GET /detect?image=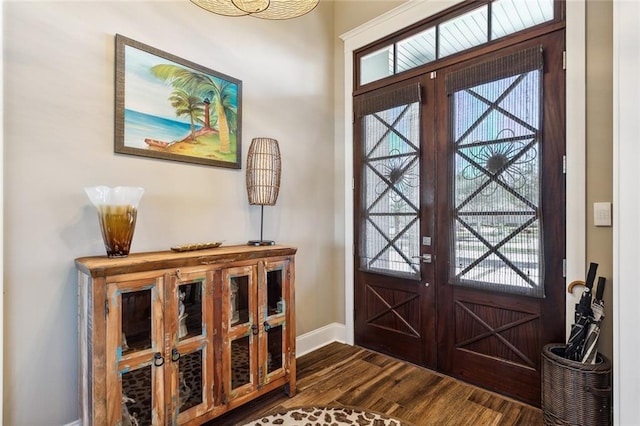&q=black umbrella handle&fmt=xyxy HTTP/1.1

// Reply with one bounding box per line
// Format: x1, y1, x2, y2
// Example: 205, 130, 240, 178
595, 276, 606, 301
585, 262, 598, 290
